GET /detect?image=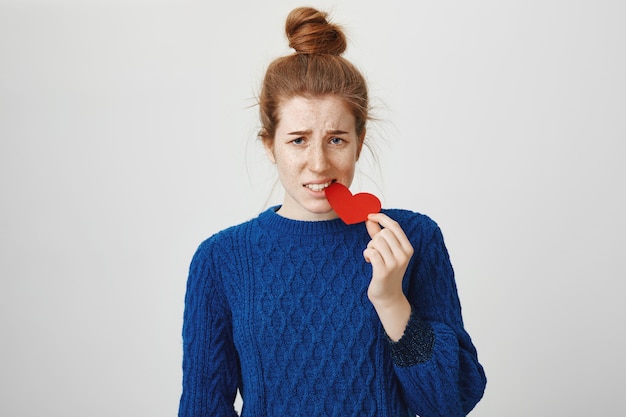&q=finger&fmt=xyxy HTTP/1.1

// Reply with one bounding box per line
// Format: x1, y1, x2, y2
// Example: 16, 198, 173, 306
367, 233, 395, 268
363, 247, 385, 270
365, 218, 382, 239
372, 228, 405, 261
367, 212, 400, 232
367, 213, 406, 260
367, 213, 414, 255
